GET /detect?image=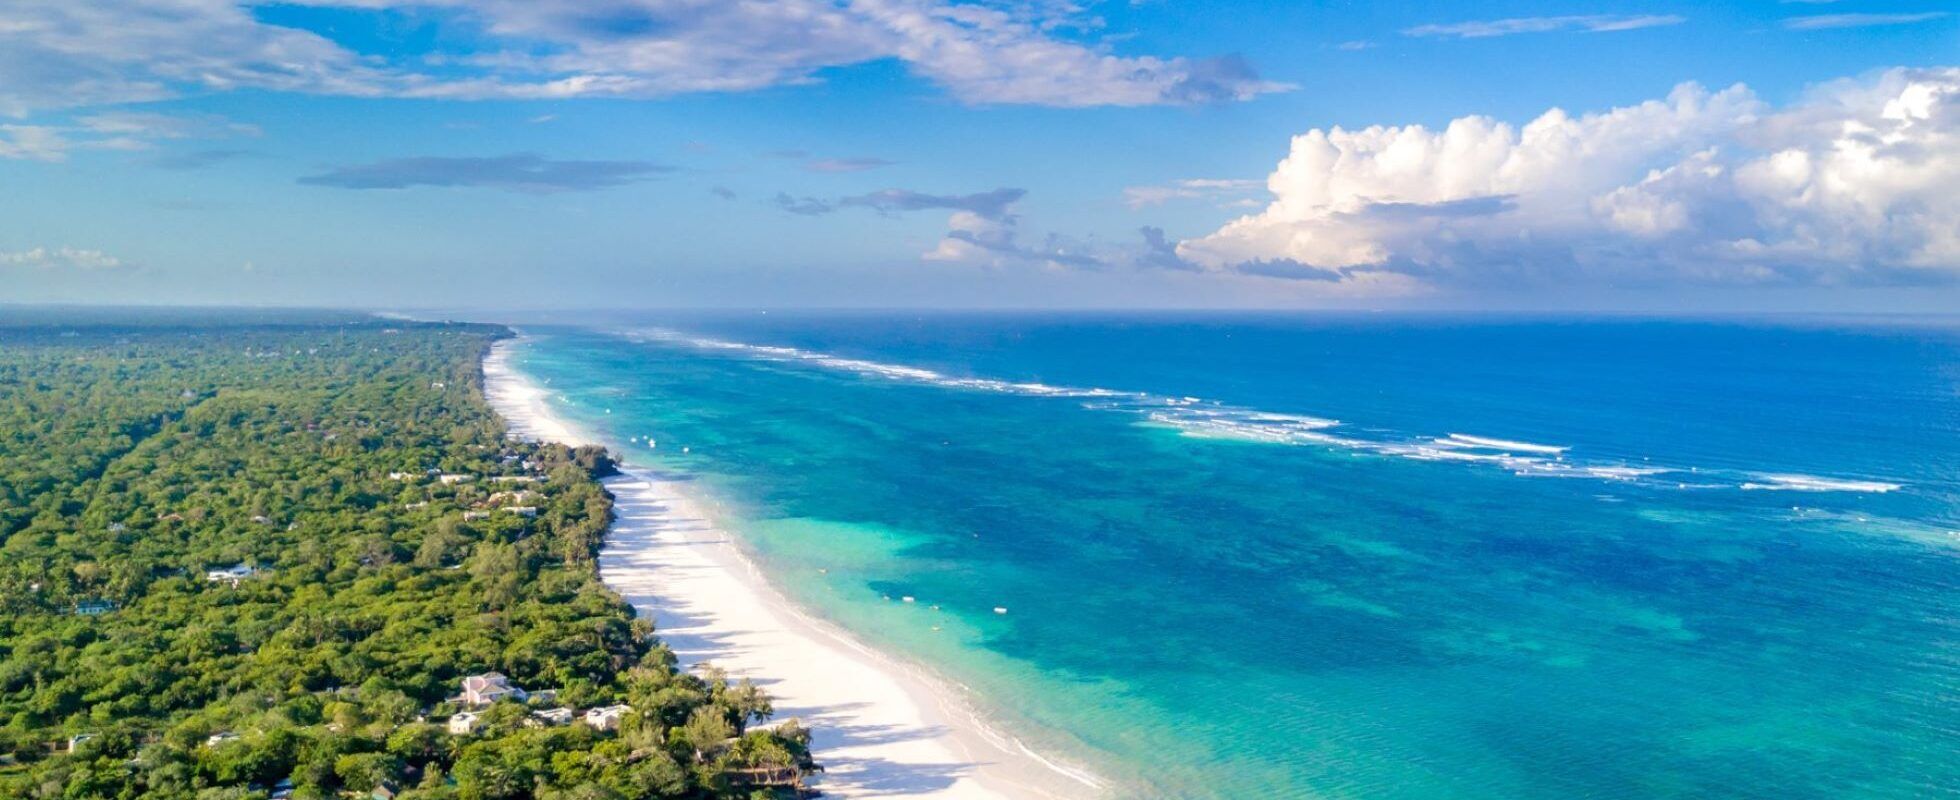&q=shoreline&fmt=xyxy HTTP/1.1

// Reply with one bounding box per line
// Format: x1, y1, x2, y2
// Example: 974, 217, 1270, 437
483, 337, 1102, 800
